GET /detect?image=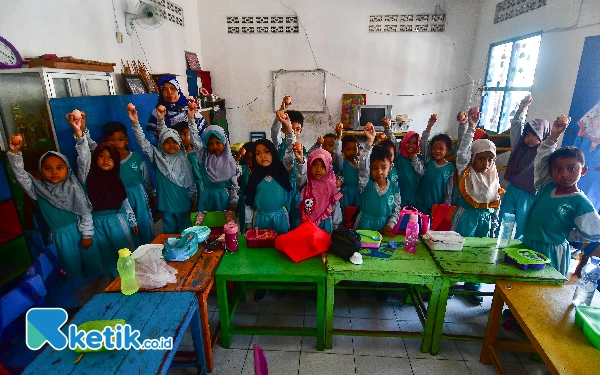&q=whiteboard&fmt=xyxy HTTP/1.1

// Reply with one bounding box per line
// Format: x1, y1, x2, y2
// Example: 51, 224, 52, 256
273, 70, 326, 112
